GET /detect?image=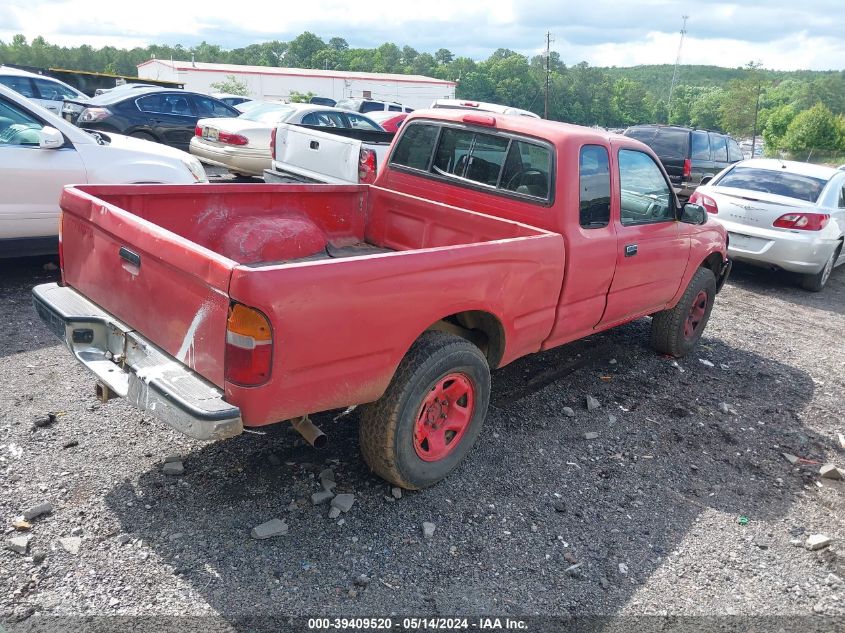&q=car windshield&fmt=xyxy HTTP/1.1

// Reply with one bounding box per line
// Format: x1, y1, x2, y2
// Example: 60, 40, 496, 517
627, 128, 688, 159
715, 166, 828, 203
239, 104, 295, 124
